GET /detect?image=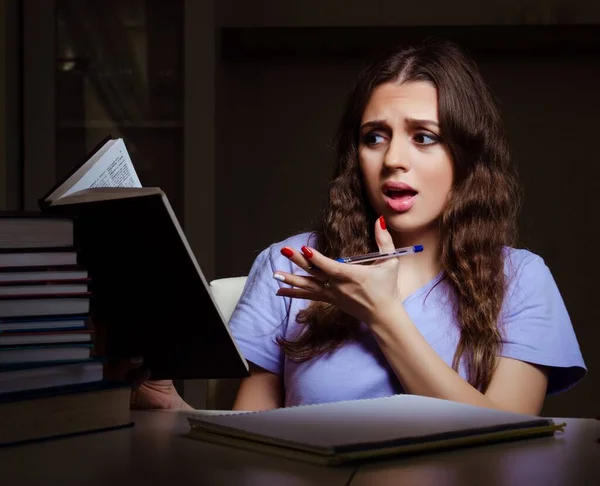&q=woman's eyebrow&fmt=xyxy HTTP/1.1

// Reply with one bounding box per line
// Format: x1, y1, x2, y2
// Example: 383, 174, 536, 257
361, 118, 439, 131
360, 120, 389, 131
405, 118, 439, 128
